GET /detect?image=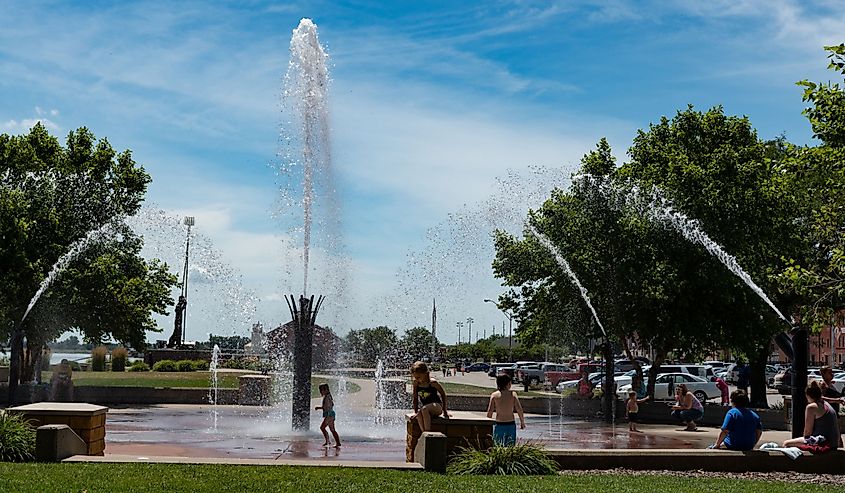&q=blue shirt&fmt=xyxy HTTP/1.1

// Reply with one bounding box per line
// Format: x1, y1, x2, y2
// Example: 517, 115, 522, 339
721, 407, 762, 451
